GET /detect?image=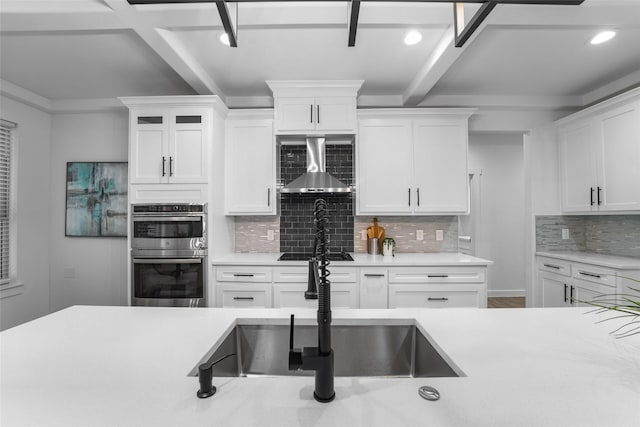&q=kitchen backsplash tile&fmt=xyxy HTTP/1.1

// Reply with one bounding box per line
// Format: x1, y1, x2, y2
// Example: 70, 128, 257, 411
536, 215, 640, 257
354, 216, 458, 253
234, 216, 280, 253
279, 143, 354, 254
